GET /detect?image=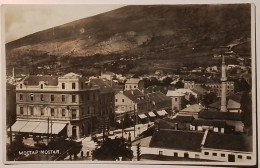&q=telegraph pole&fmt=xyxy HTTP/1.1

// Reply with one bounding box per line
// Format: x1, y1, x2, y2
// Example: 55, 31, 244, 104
47, 117, 49, 145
